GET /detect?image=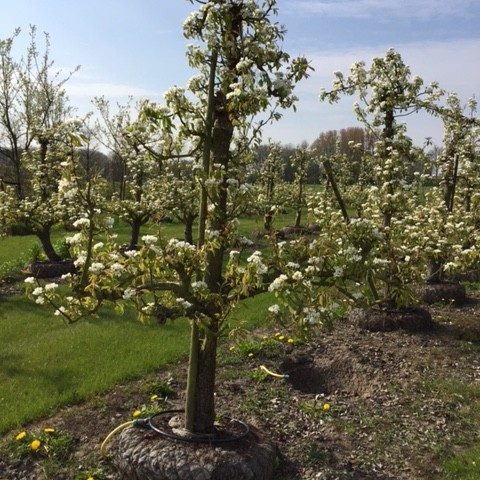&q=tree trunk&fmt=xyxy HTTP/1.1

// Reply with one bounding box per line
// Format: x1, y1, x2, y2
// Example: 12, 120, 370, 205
323, 157, 350, 224
205, 91, 233, 290
184, 214, 195, 245
264, 176, 274, 232
189, 92, 233, 434
185, 50, 218, 435
294, 175, 304, 228
427, 258, 443, 283
383, 108, 394, 229
189, 325, 218, 434
37, 226, 61, 262
129, 218, 142, 250
264, 211, 273, 232
294, 209, 302, 229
